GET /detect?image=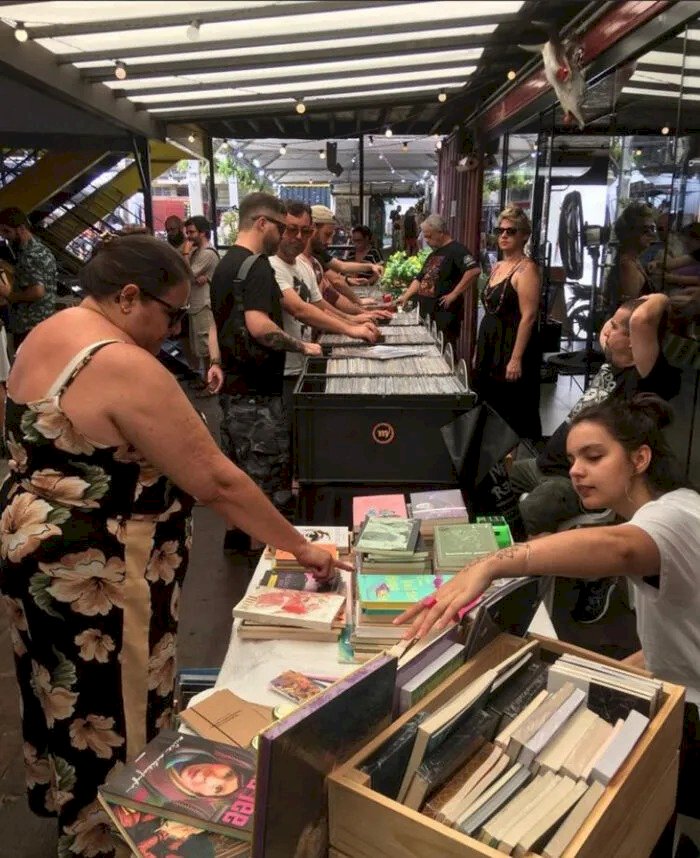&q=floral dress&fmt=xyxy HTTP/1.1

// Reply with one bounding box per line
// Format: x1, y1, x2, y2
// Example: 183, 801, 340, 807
0, 340, 194, 857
